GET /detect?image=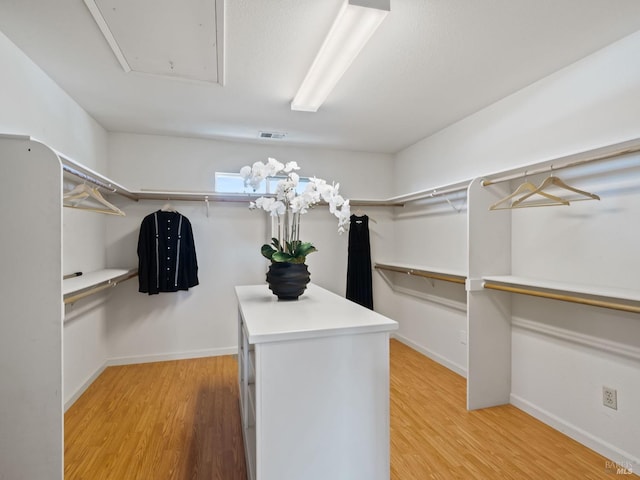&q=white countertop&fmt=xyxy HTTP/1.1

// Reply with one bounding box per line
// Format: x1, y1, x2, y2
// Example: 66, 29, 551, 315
235, 283, 398, 344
